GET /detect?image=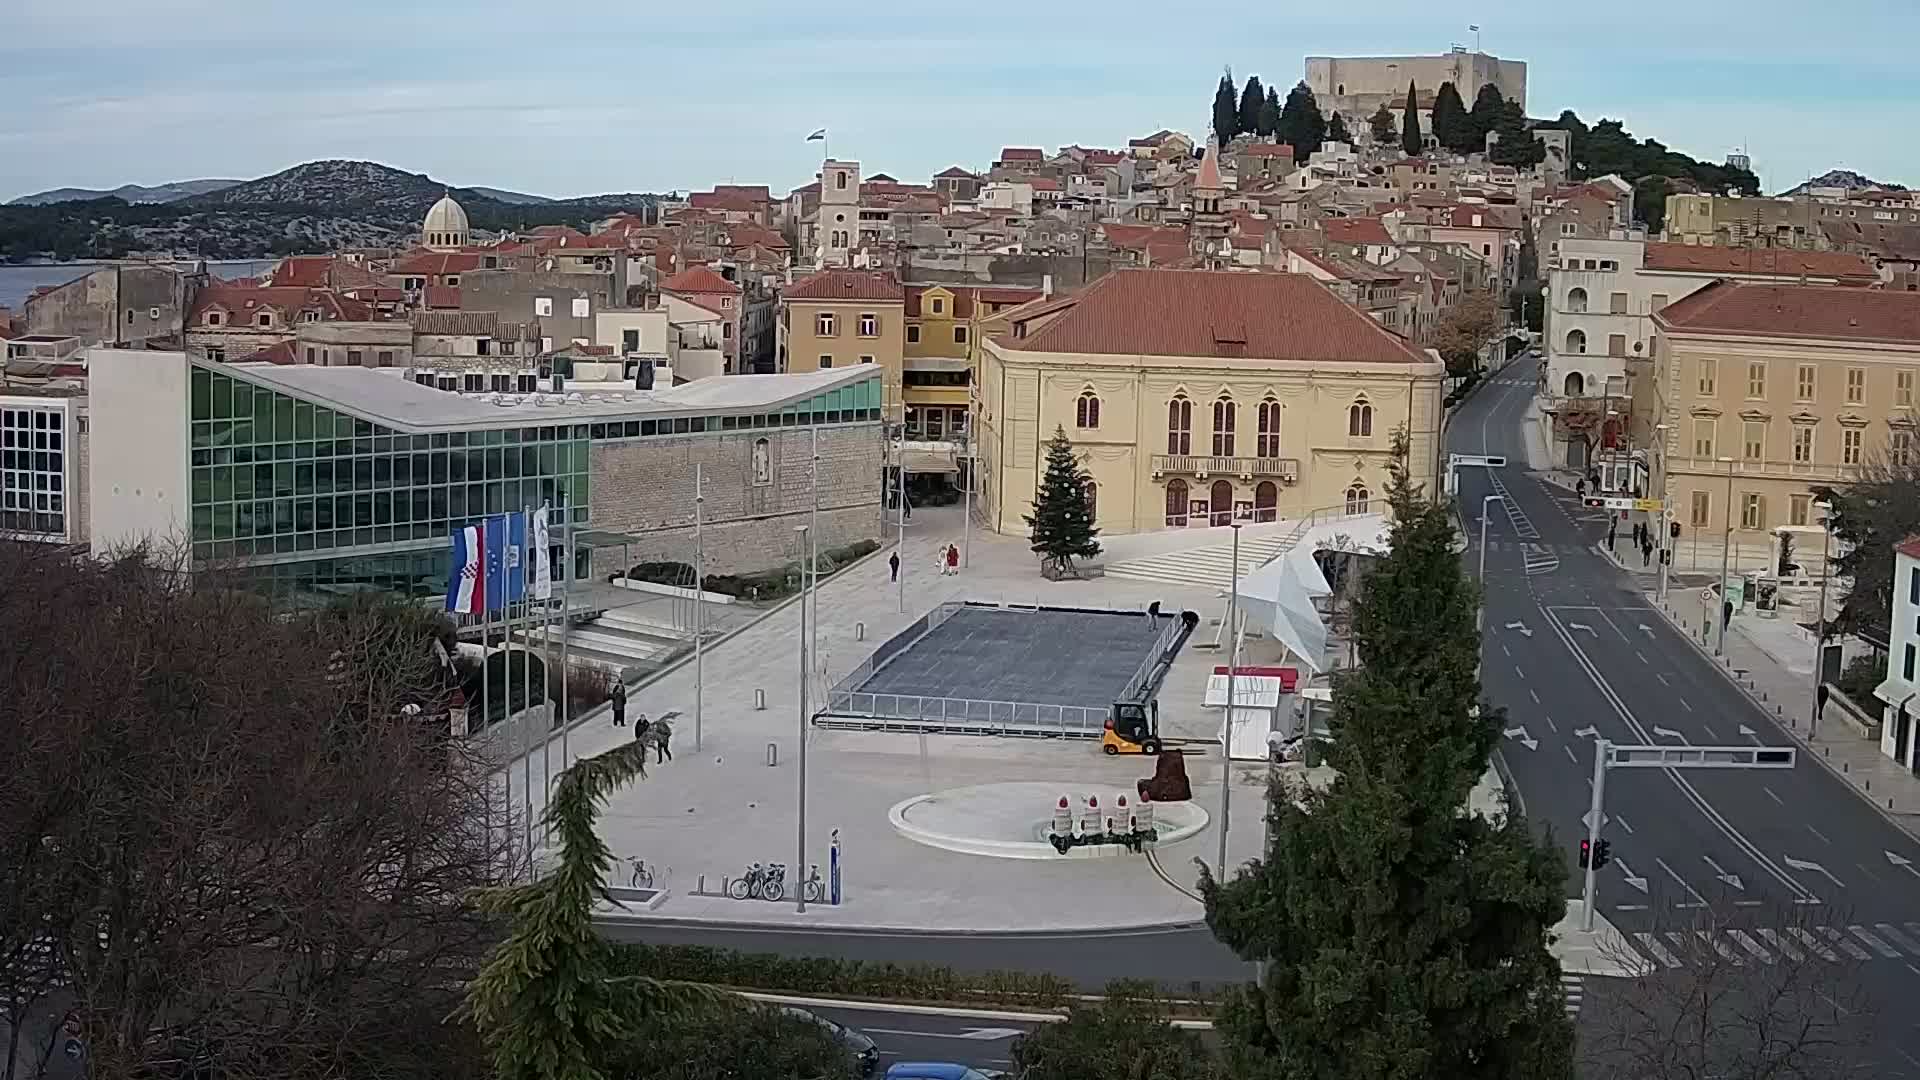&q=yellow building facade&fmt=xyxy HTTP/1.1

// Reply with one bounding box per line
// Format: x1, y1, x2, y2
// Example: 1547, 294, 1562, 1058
901, 284, 1044, 440
777, 270, 907, 420
974, 269, 1446, 536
